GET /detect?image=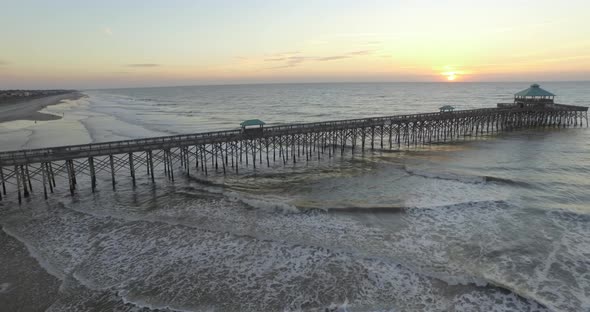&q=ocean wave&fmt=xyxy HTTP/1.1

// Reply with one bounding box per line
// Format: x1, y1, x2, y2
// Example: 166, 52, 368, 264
313, 200, 507, 214
185, 174, 227, 188
3, 179, 580, 311
1, 209, 549, 312
404, 167, 533, 187
179, 183, 301, 214
322, 206, 405, 214
225, 191, 300, 214
177, 188, 299, 216
84, 95, 179, 137
547, 208, 590, 222
0, 186, 550, 304
397, 200, 590, 312
61, 192, 508, 290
